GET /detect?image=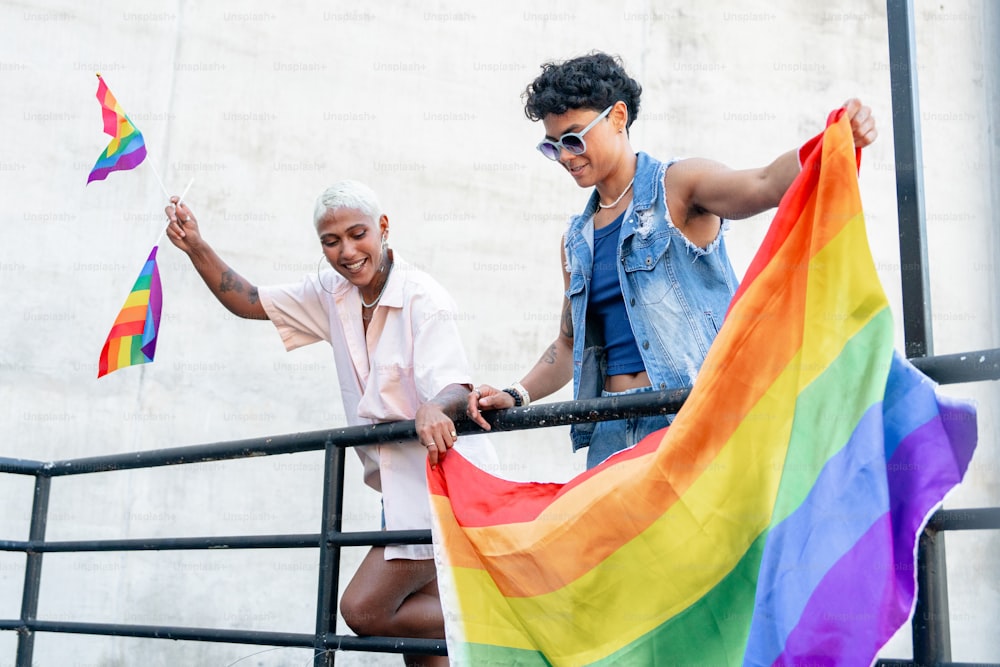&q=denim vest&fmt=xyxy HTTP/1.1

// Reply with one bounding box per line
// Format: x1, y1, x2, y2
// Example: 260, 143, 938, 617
564, 152, 740, 450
